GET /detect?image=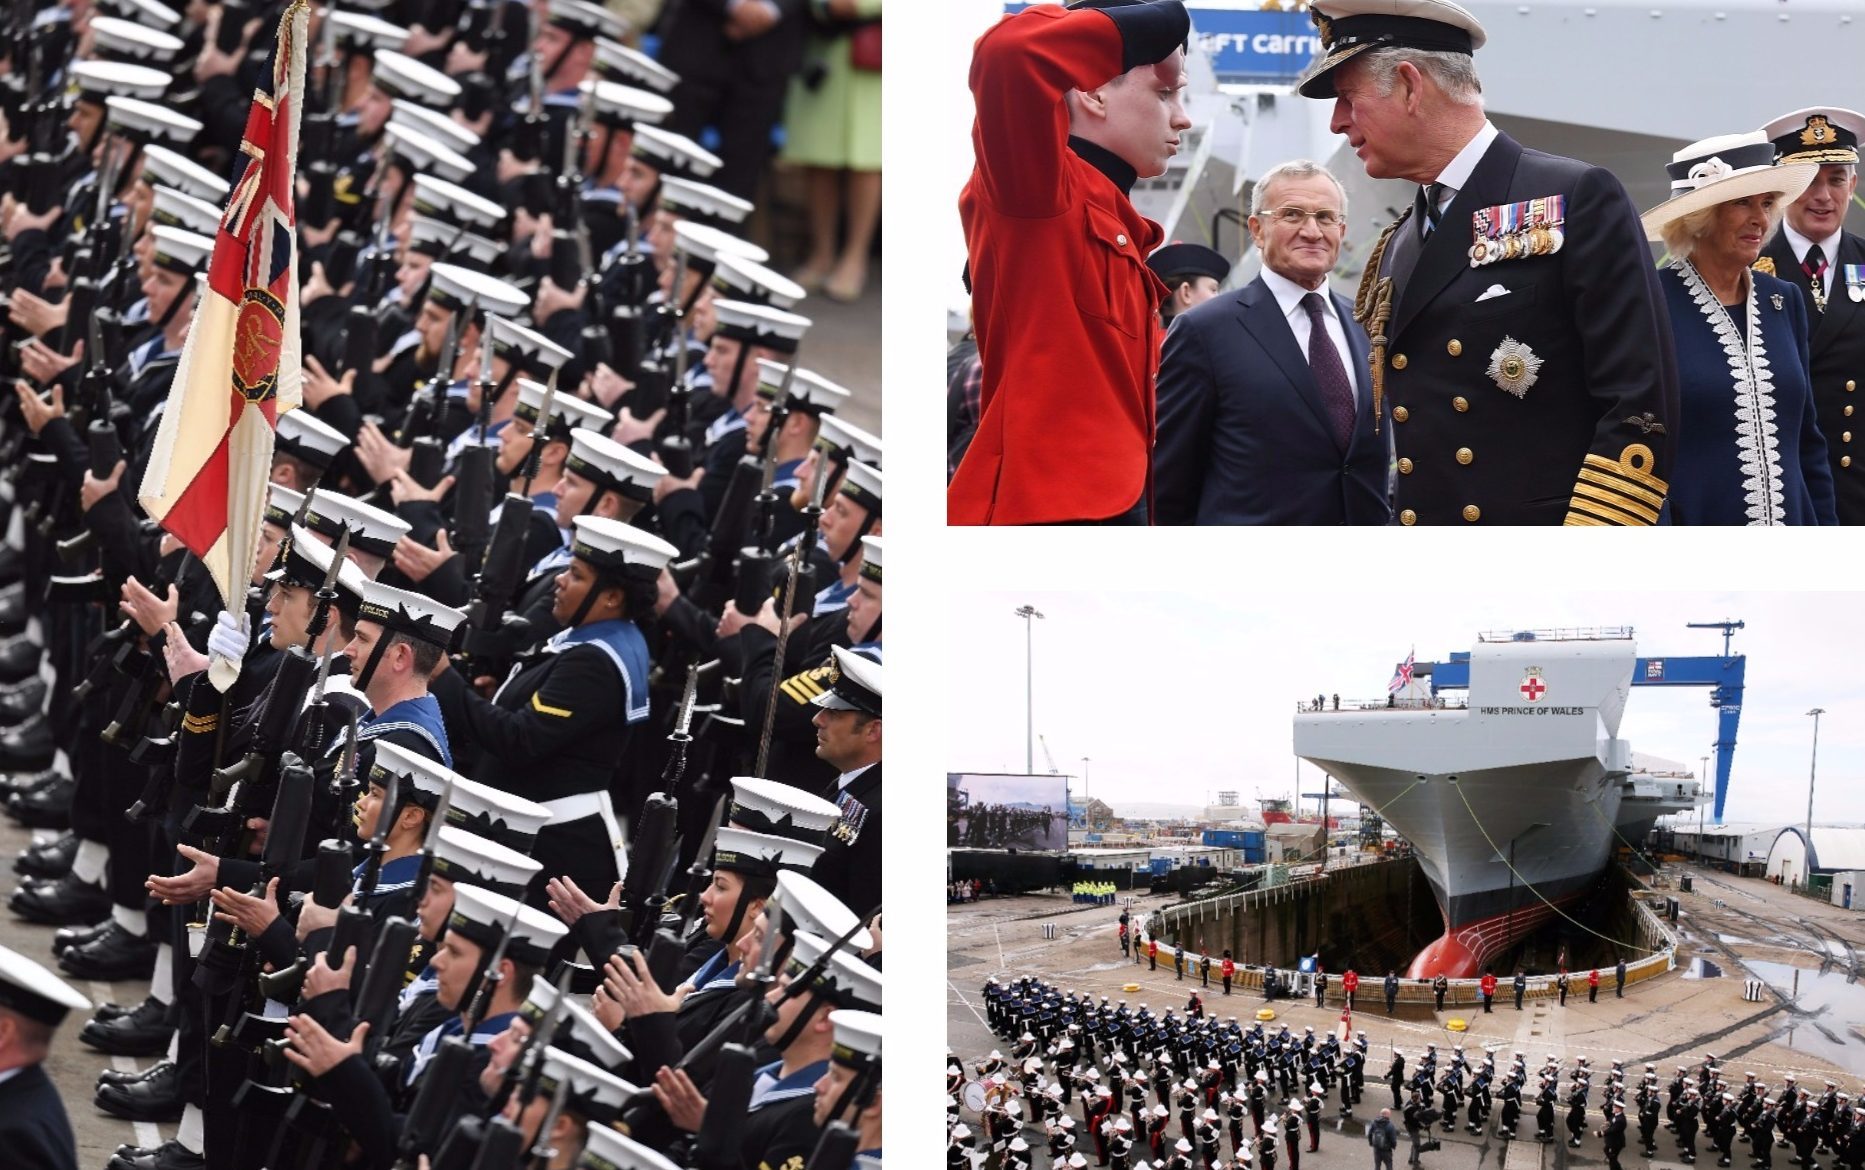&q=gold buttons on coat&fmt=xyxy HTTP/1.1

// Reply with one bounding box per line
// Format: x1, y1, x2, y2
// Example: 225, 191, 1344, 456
1453, 397, 1469, 412
1398, 458, 1414, 475
1462, 505, 1481, 522
1392, 354, 1408, 370
1400, 509, 1417, 525
1845, 432, 1854, 444
1456, 448, 1474, 465
1850, 380, 1858, 391
1447, 340, 1463, 356
1846, 405, 1855, 417
1393, 406, 1409, 422
1845, 456, 1854, 469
